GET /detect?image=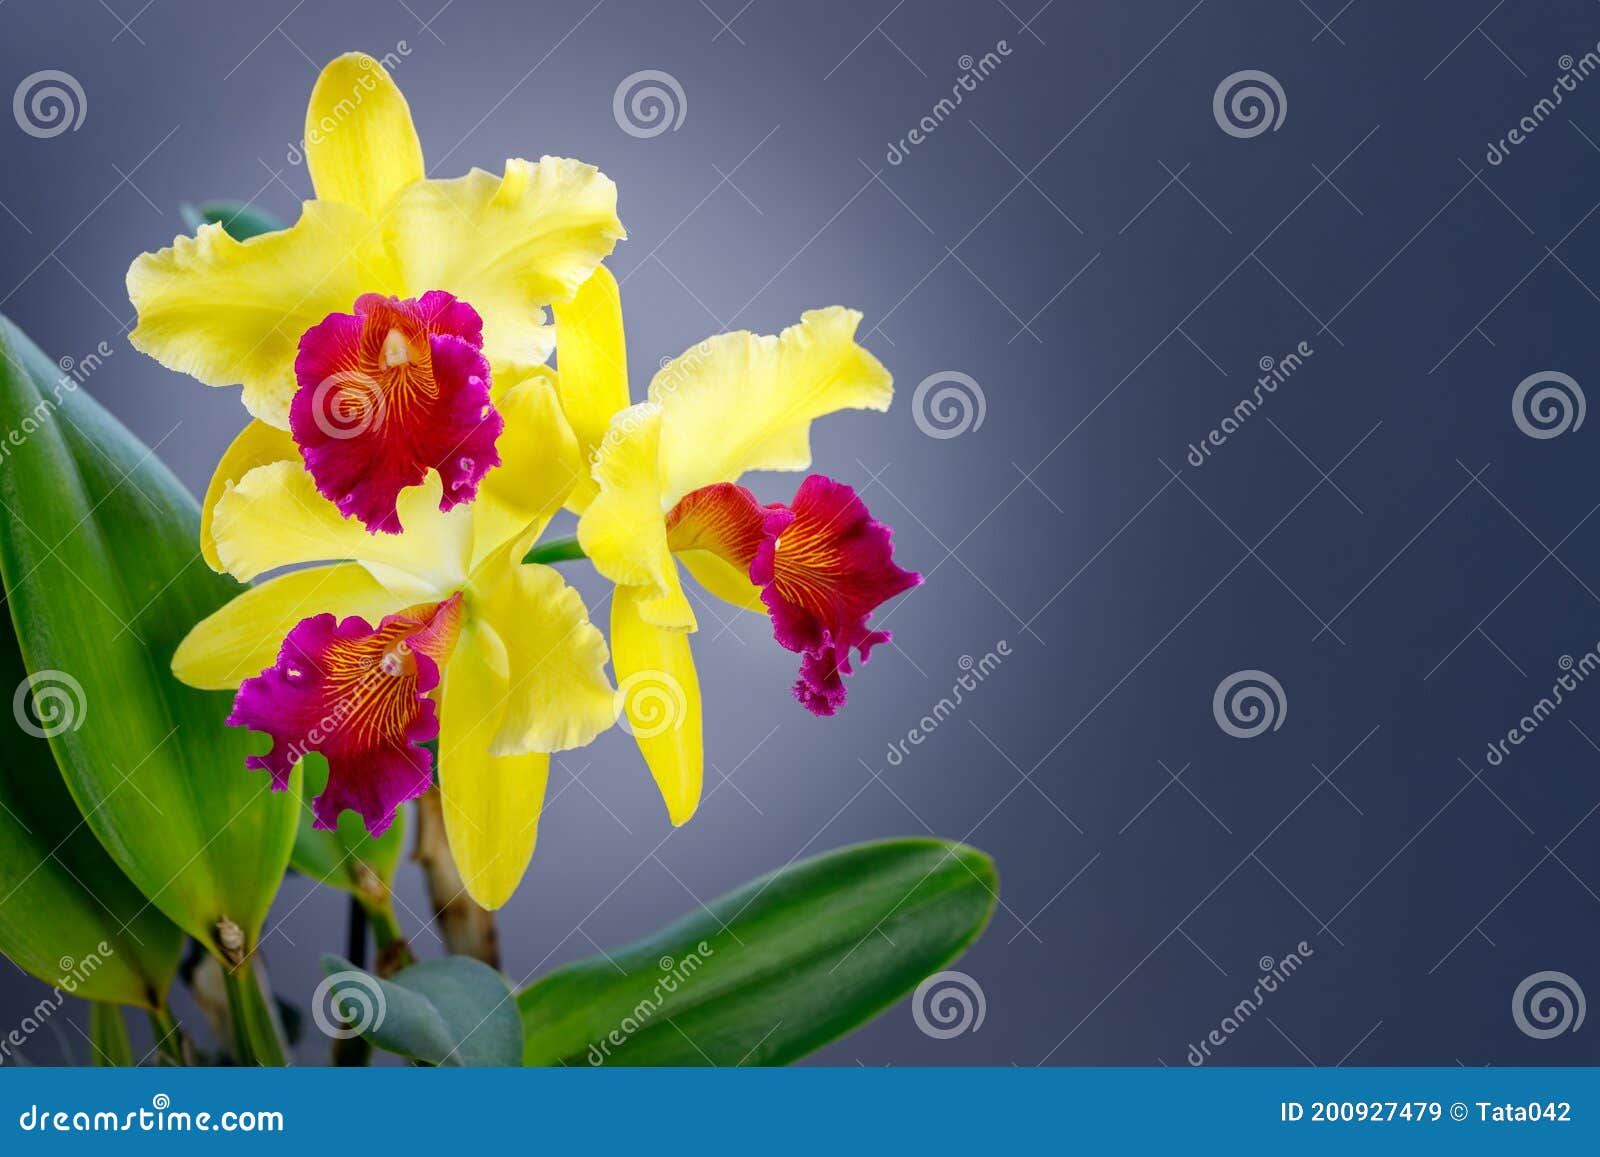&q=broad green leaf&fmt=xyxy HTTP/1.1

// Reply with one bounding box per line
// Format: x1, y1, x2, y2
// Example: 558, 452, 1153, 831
518, 837, 997, 1066
88, 1002, 134, 1066
0, 613, 182, 1009
320, 954, 521, 1067
290, 755, 406, 904
178, 200, 283, 241
0, 316, 299, 962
